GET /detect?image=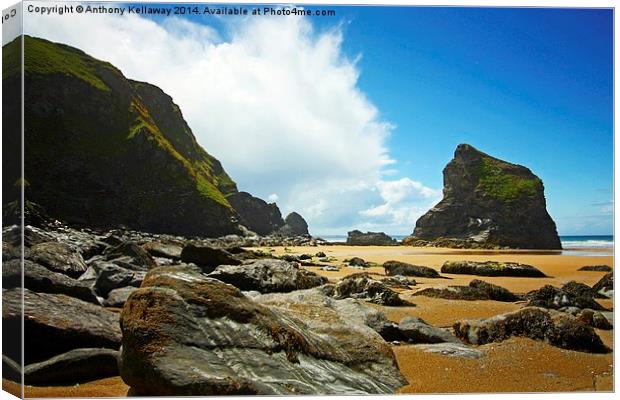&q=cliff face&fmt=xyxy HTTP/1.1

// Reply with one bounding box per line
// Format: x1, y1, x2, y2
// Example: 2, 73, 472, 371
410, 144, 561, 249
227, 192, 284, 235
9, 36, 240, 236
